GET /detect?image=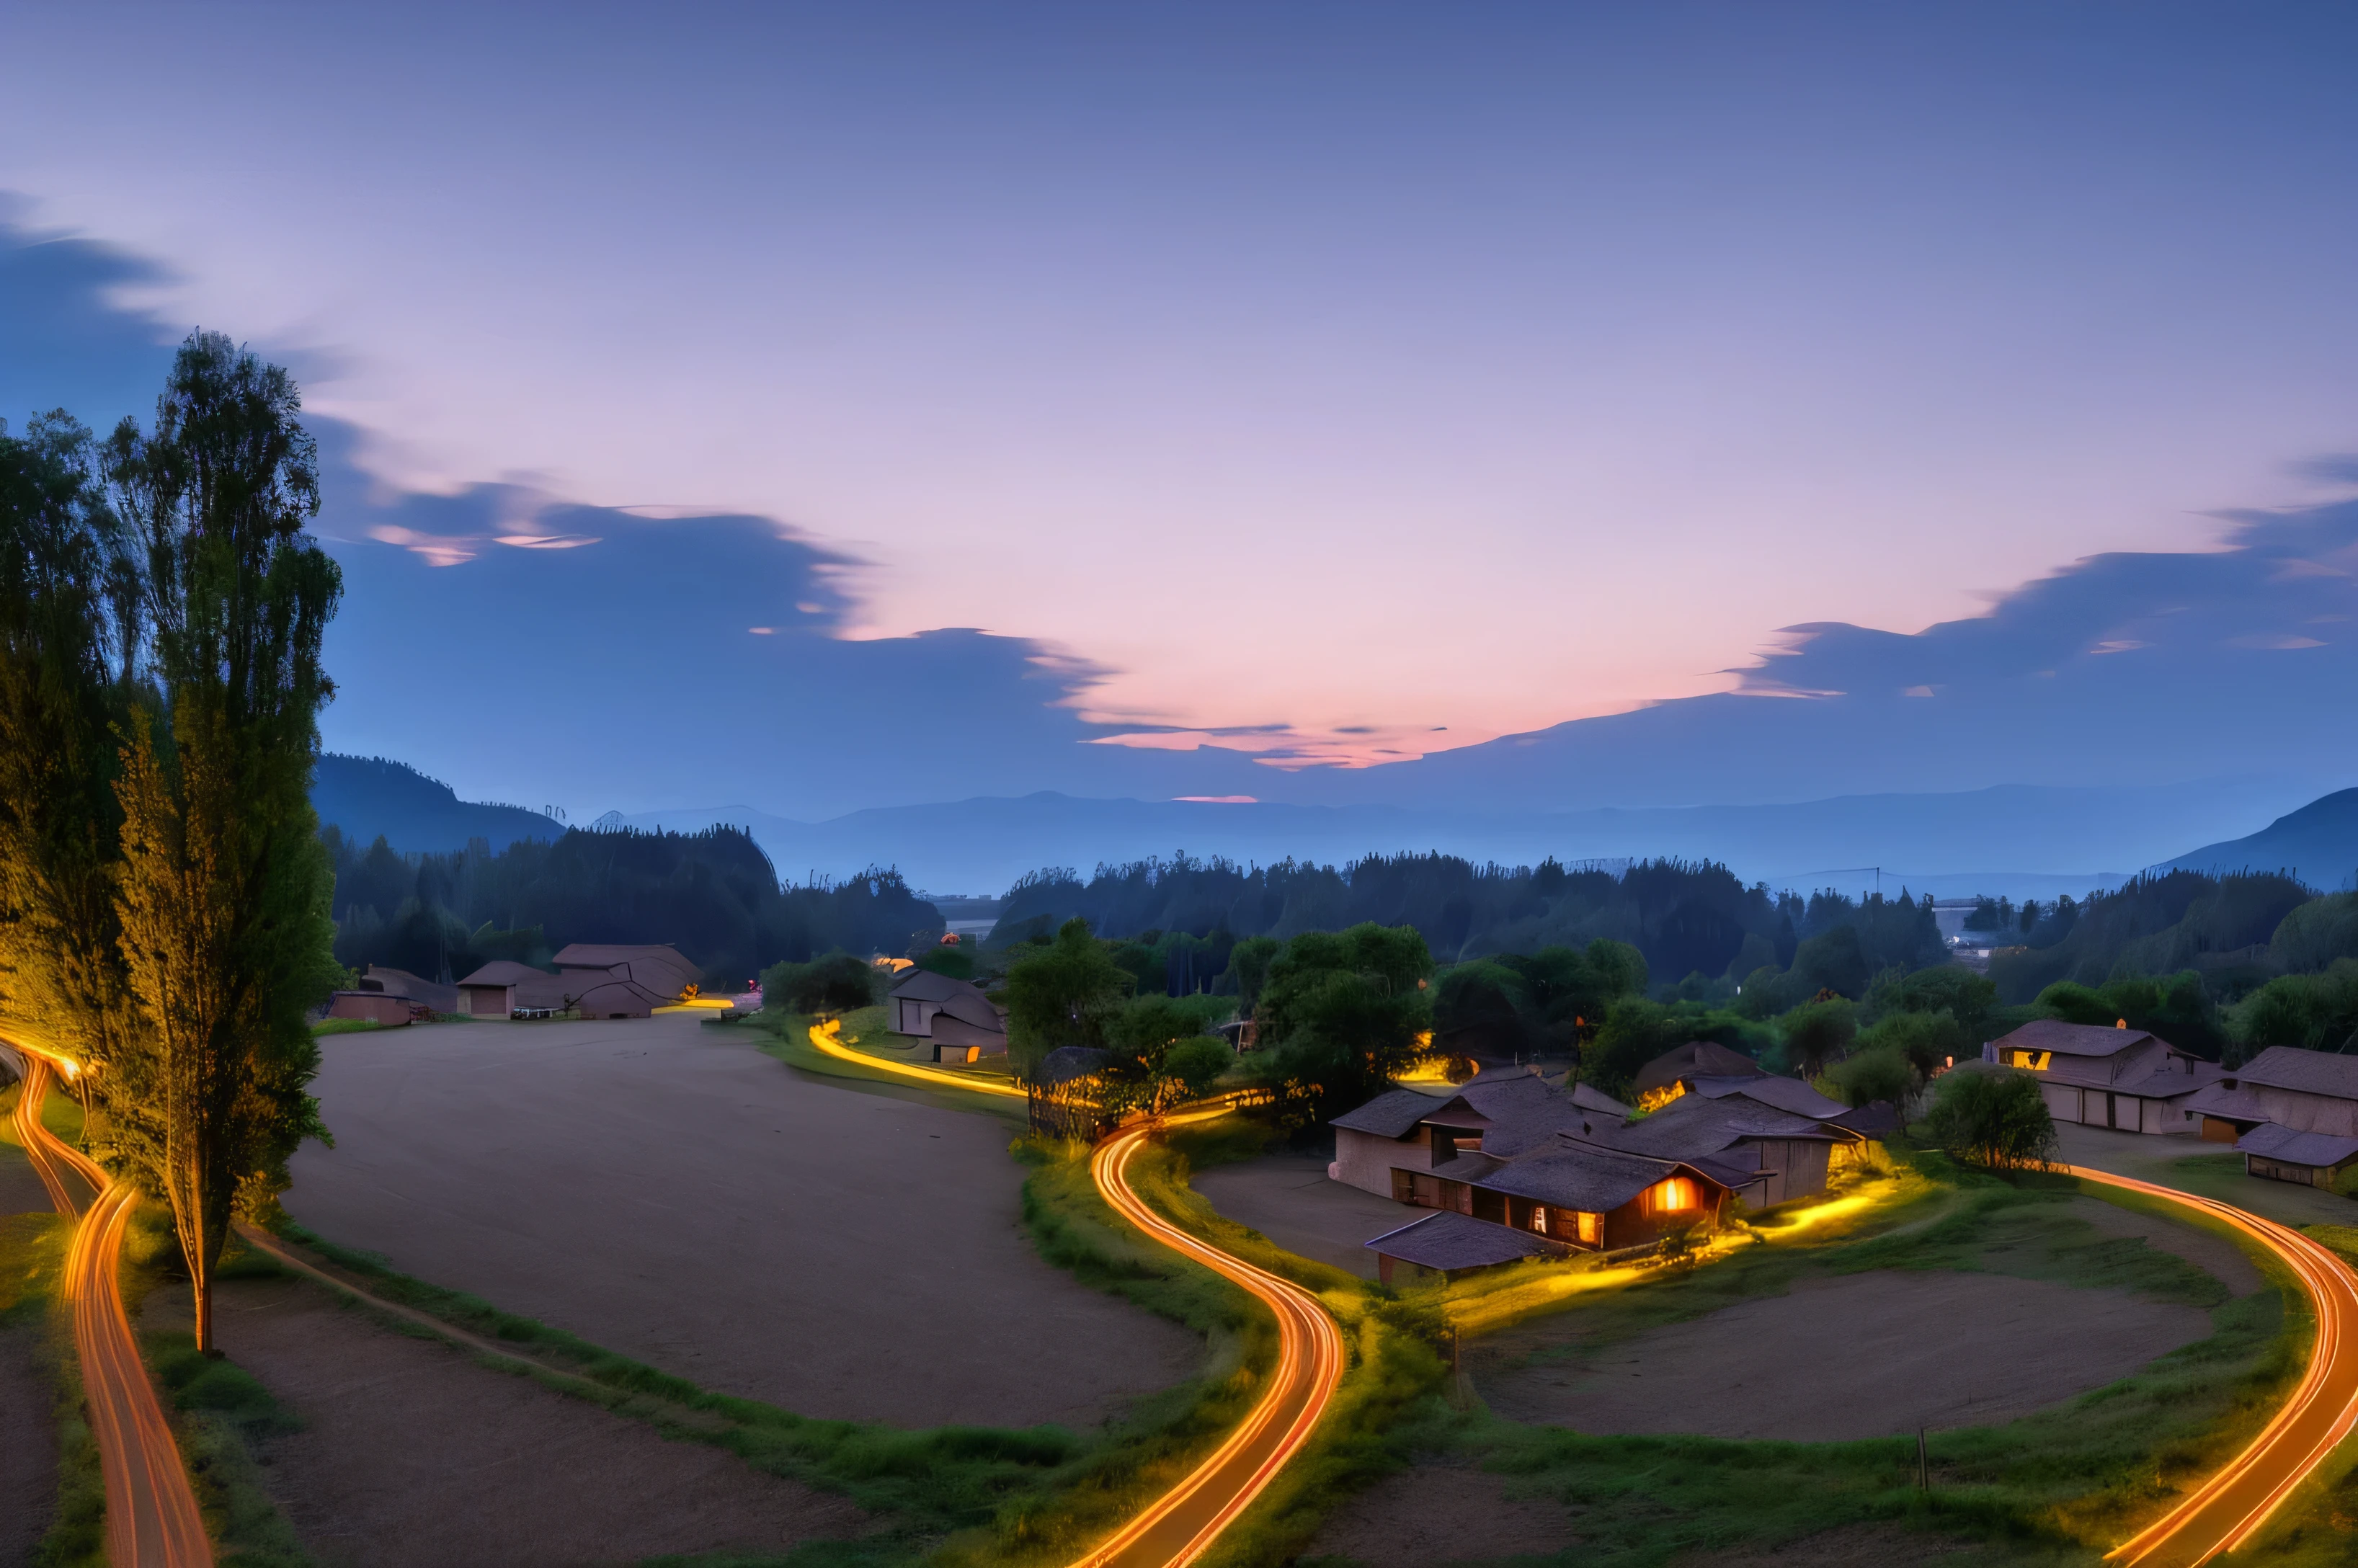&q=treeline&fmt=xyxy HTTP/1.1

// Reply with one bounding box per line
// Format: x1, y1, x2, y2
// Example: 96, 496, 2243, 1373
326, 824, 941, 989
996, 852, 1945, 995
